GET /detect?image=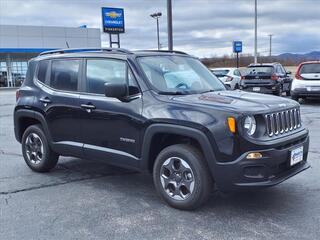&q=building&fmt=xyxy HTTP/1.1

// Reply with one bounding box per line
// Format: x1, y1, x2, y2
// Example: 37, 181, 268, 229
0, 25, 101, 88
